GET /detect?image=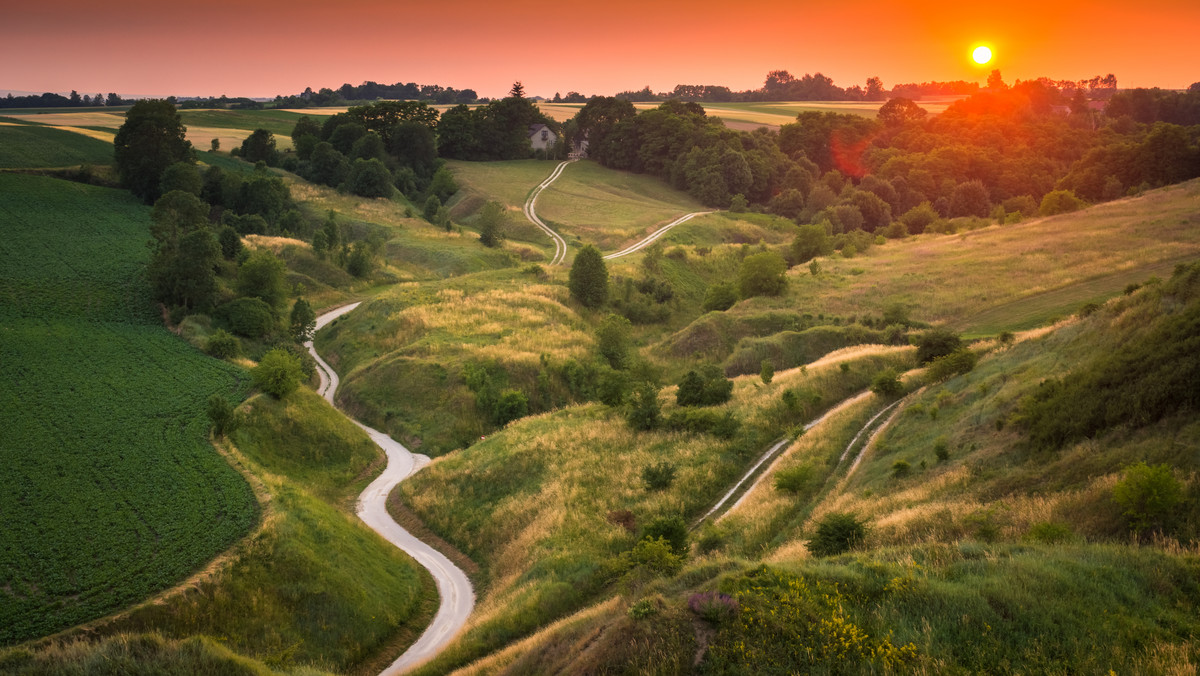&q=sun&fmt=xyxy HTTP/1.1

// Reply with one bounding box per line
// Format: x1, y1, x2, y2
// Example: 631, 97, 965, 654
972, 45, 993, 65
